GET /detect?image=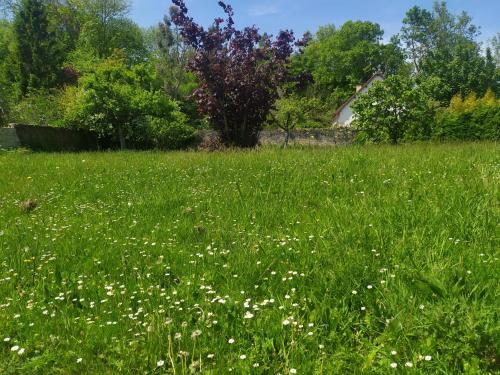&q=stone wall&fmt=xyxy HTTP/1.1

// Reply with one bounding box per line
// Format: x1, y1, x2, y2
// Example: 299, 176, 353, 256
259, 128, 356, 146
0, 127, 21, 149
1, 125, 356, 151
199, 128, 356, 147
